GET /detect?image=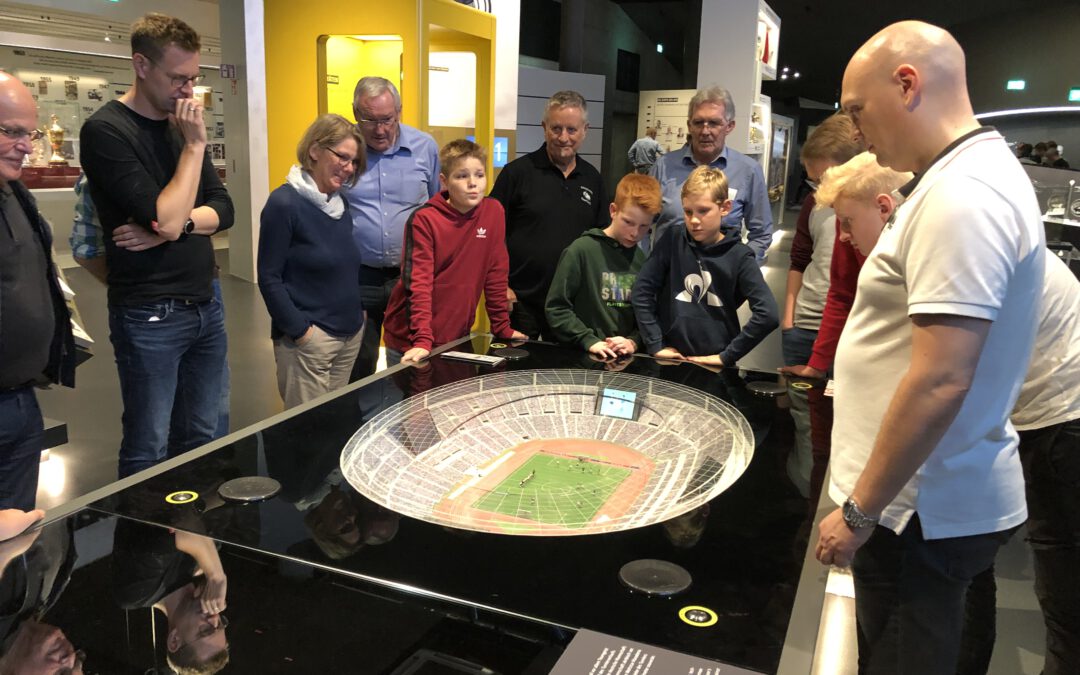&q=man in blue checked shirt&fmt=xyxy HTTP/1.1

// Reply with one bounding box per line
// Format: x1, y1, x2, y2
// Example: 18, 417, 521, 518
648, 86, 773, 263
346, 77, 440, 380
